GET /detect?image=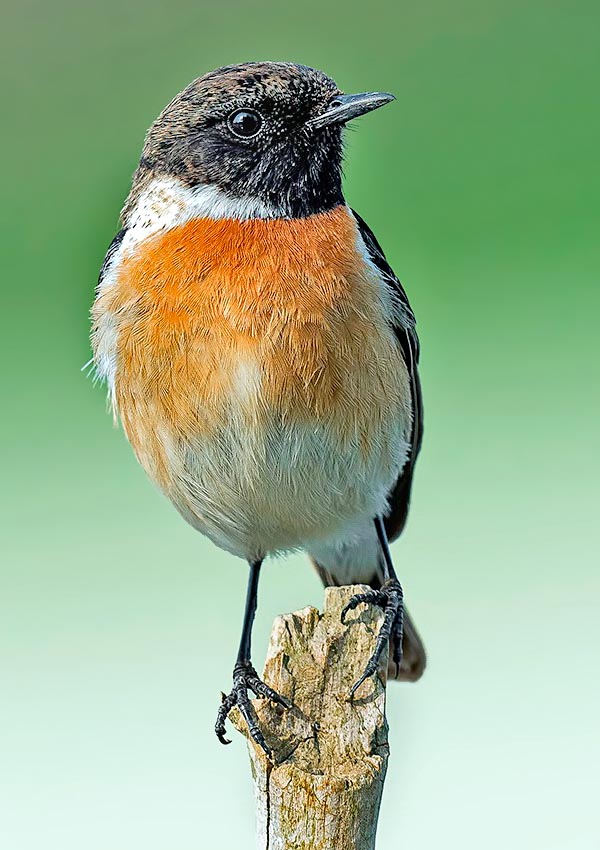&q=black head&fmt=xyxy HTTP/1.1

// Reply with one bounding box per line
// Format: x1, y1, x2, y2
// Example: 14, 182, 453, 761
126, 62, 394, 219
